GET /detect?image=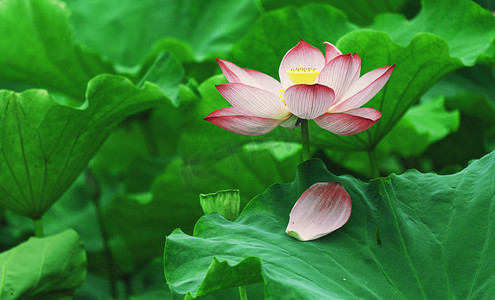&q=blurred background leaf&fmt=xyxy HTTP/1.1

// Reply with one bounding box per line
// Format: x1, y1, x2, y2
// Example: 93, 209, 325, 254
64, 0, 262, 66
0, 229, 86, 299
0, 0, 113, 99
